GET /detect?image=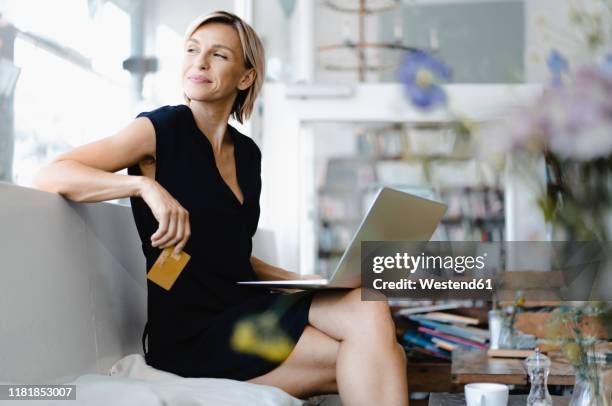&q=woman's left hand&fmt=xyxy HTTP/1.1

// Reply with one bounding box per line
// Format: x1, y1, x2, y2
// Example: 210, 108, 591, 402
299, 273, 322, 280
268, 272, 321, 294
